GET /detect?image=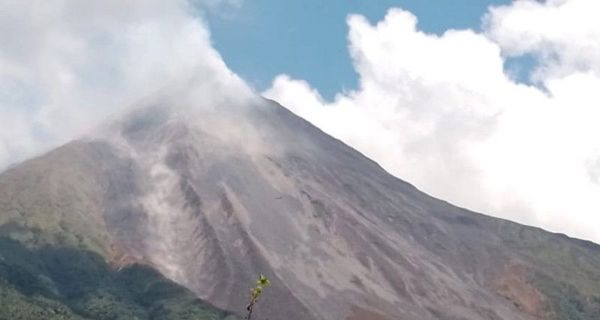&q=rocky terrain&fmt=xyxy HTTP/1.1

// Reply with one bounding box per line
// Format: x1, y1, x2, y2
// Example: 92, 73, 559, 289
1, 92, 599, 319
